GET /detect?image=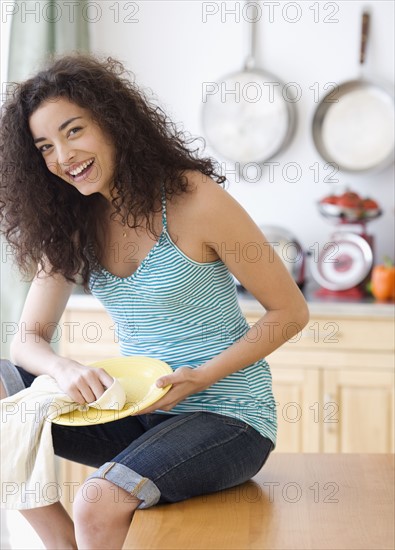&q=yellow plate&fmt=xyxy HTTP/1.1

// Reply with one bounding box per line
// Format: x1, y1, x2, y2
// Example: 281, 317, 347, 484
51, 356, 173, 426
